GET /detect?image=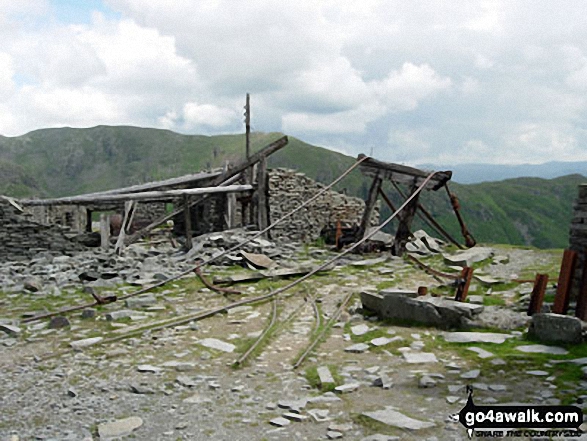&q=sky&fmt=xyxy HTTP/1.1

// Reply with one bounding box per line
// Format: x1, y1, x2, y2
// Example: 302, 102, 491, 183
1, 1, 587, 166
